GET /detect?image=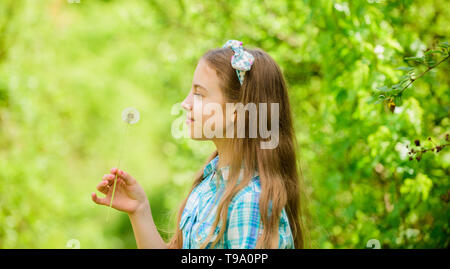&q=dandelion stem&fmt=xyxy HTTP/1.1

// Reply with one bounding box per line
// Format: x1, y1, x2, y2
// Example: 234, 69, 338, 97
107, 122, 130, 222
